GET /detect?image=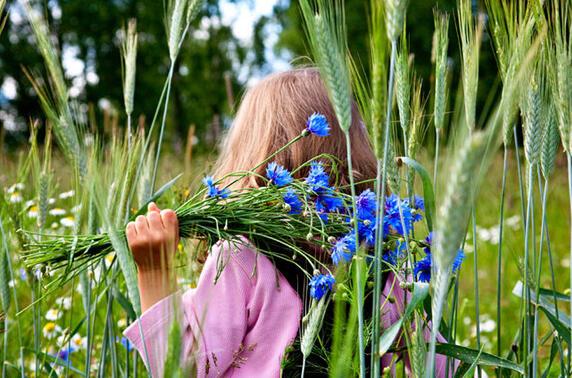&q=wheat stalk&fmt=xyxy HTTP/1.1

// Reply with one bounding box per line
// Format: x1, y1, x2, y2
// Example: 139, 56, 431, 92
427, 133, 486, 377
395, 42, 410, 138
541, 104, 560, 180
433, 10, 449, 133
385, 0, 408, 42
458, 0, 484, 130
